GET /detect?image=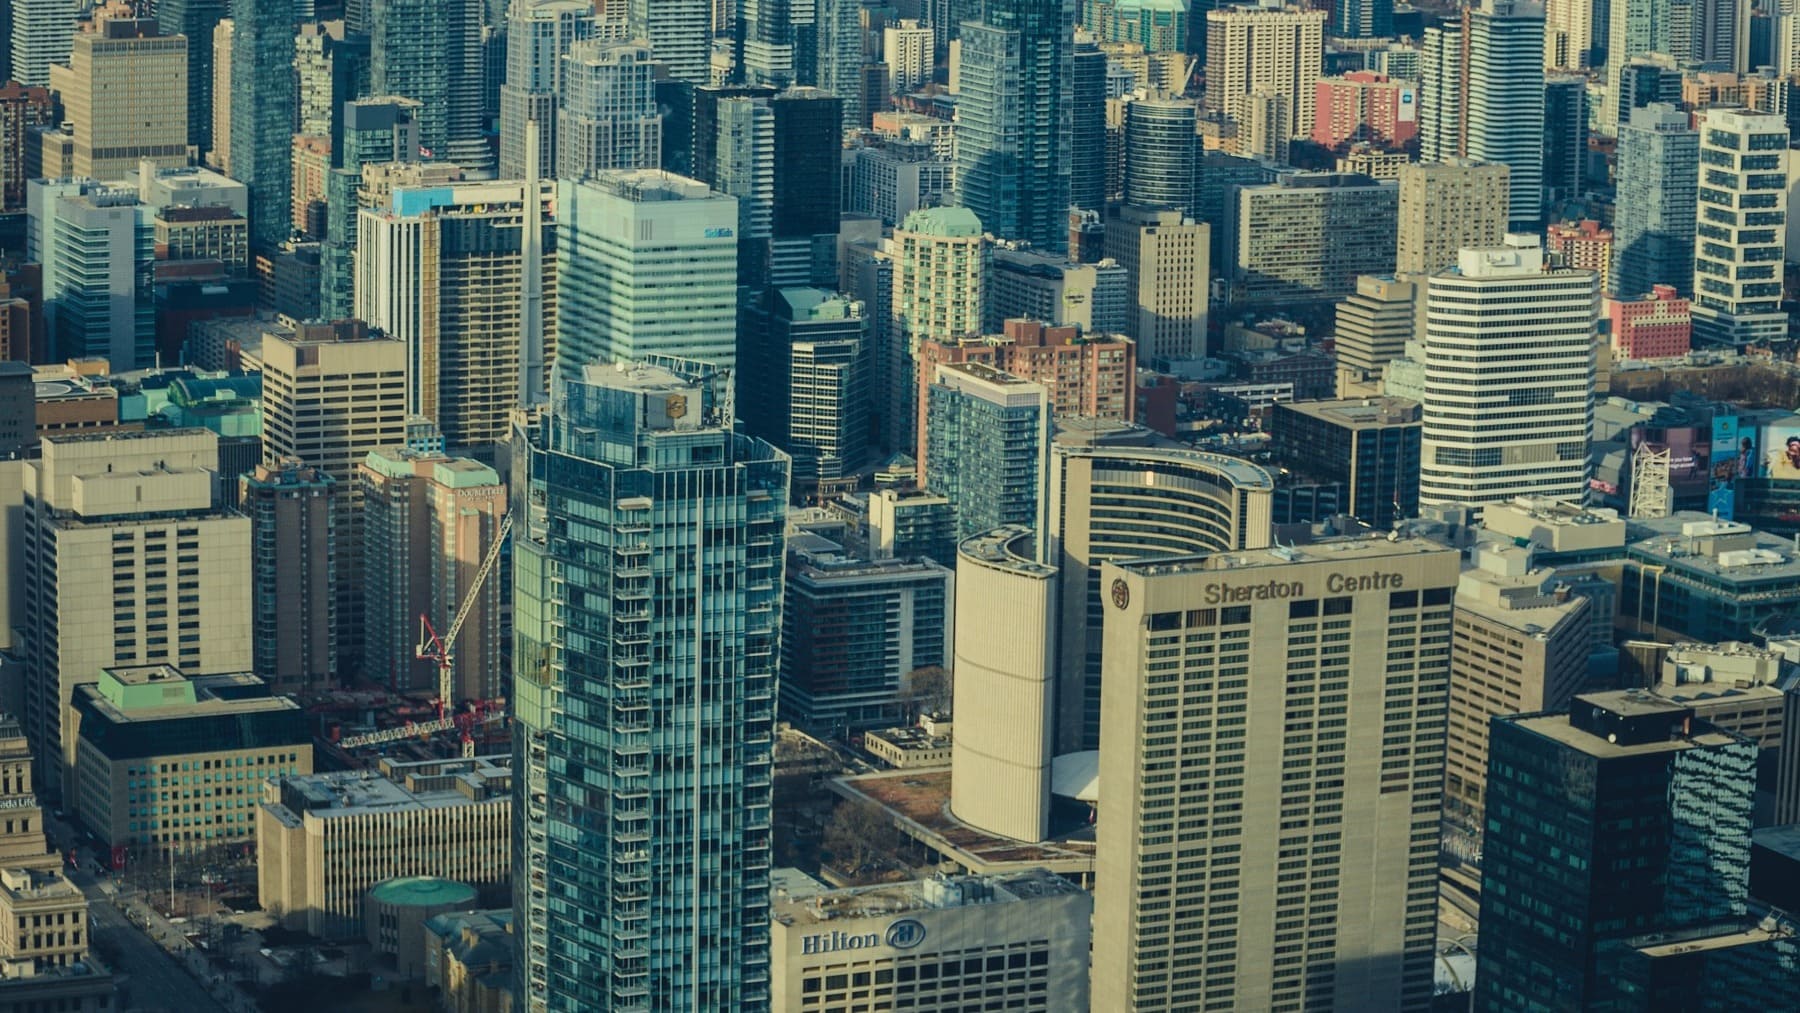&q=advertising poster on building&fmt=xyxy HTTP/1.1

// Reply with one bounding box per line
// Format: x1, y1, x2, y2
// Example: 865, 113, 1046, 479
1709, 414, 1743, 519
1630, 426, 1711, 502
1763, 418, 1800, 481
